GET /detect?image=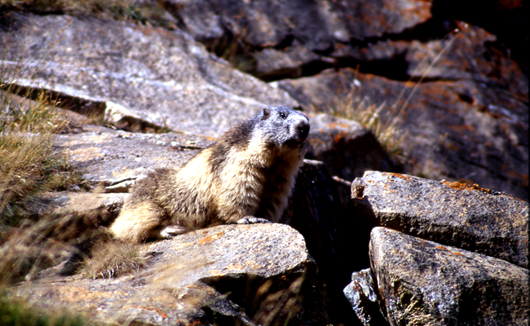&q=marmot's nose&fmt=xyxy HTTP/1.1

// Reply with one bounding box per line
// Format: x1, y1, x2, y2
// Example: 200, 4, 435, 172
296, 120, 310, 142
